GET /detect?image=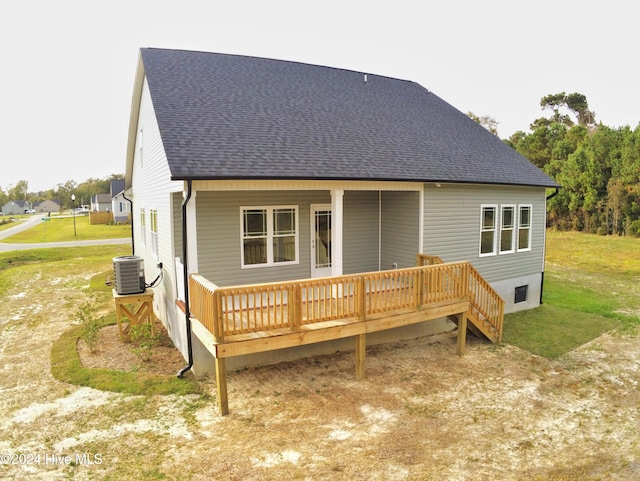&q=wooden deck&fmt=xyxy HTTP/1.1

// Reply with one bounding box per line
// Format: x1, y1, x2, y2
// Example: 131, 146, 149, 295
189, 256, 504, 415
